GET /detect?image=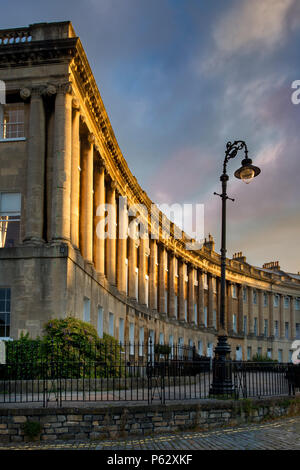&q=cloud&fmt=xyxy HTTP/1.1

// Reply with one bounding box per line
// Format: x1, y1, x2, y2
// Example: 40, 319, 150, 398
148, 146, 217, 205
199, 0, 300, 75
214, 0, 295, 53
